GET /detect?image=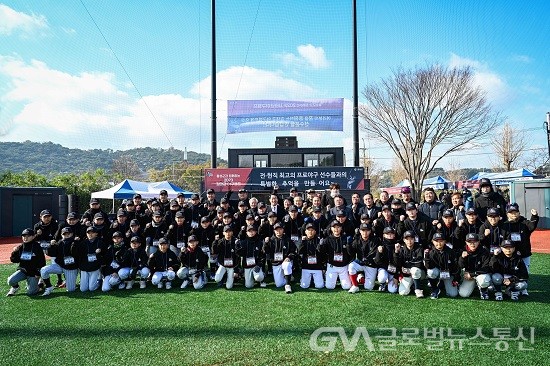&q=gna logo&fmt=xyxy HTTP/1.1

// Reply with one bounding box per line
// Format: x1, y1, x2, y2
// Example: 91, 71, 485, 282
309, 327, 375, 352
